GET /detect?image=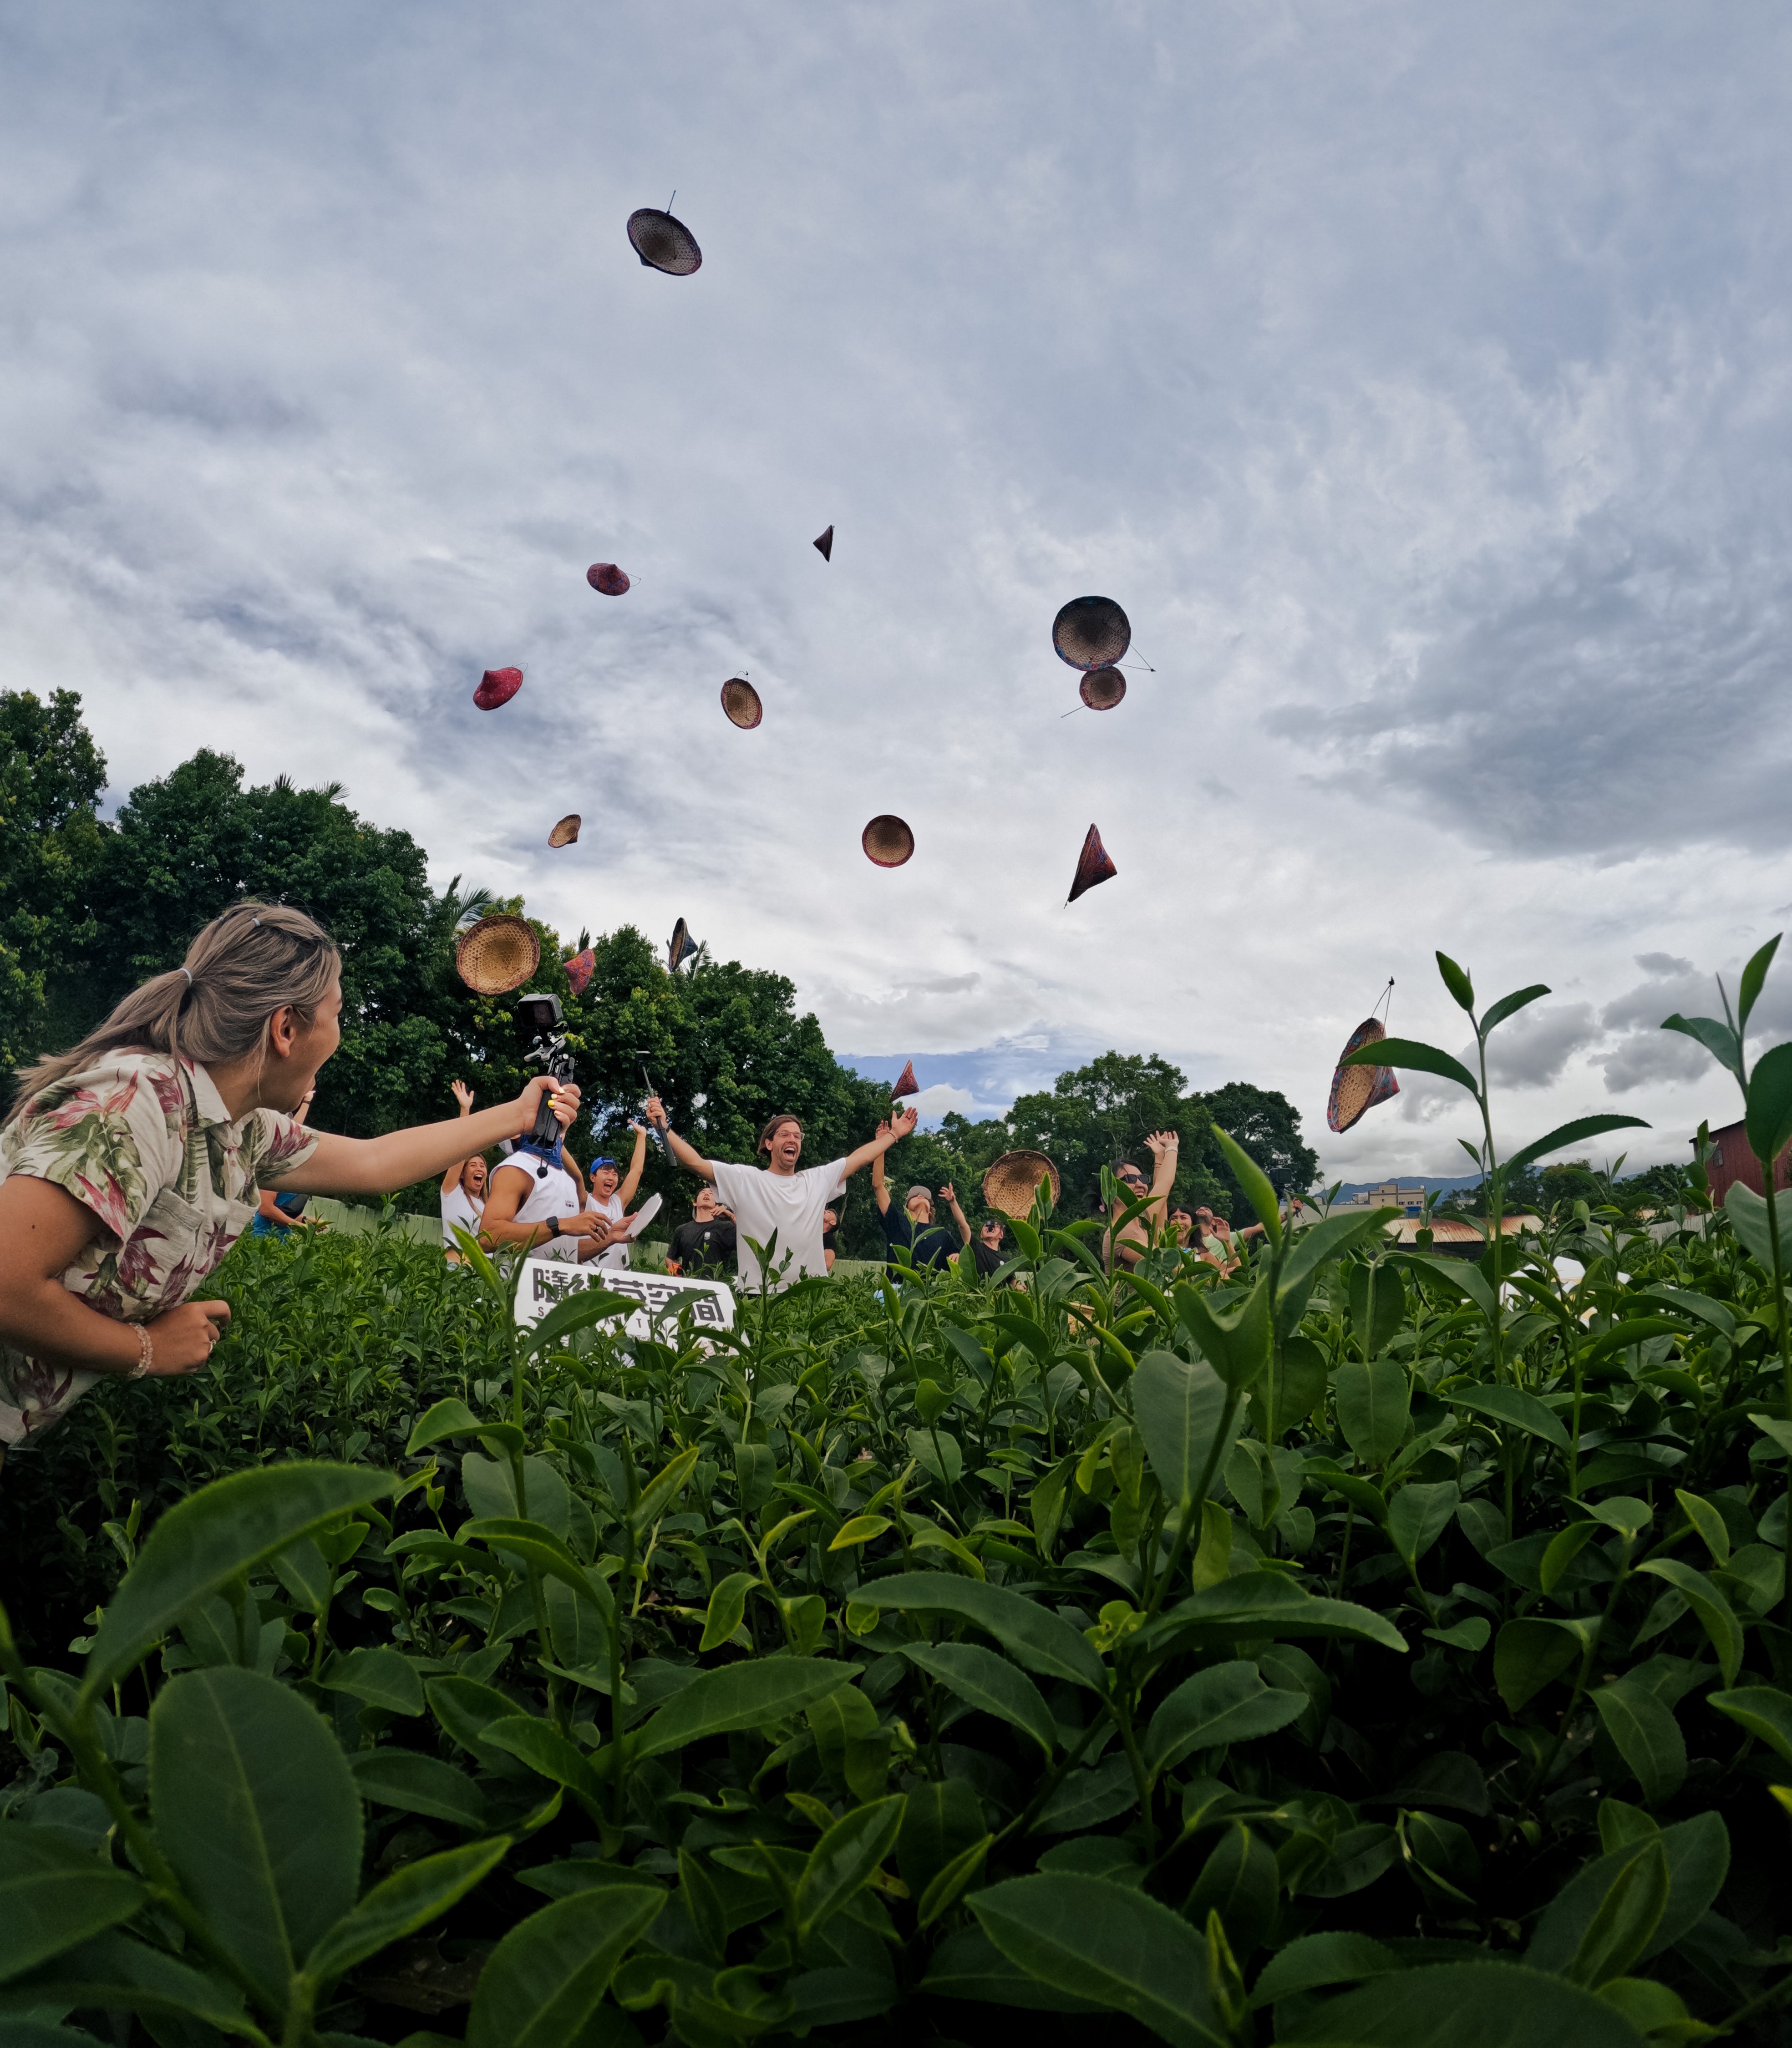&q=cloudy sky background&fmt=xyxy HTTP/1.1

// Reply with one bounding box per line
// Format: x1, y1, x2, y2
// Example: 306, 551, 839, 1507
5, 2, 1792, 1178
